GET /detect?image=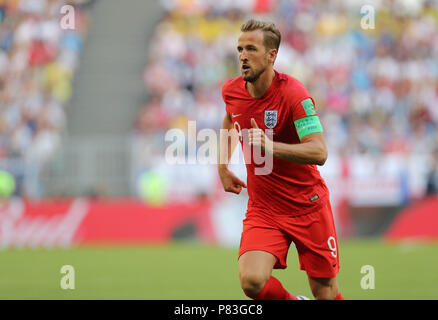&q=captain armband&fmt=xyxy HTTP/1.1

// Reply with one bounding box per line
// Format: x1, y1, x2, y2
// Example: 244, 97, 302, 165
294, 116, 323, 139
